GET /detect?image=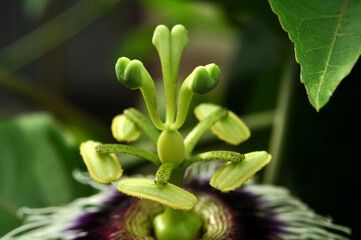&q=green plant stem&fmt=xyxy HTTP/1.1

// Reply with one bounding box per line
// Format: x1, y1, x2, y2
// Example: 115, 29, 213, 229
0, 0, 123, 71
123, 108, 160, 145
95, 144, 161, 165
140, 81, 167, 130
184, 108, 228, 156
262, 53, 296, 184
168, 168, 186, 187
183, 150, 244, 168
154, 163, 175, 185
172, 83, 193, 130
